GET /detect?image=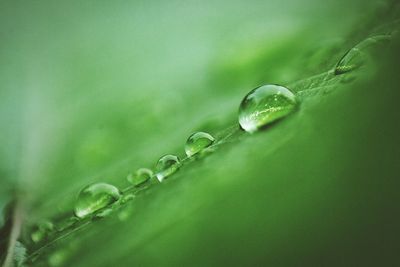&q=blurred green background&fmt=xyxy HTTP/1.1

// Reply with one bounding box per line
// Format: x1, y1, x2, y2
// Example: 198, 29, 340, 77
1, 0, 399, 266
